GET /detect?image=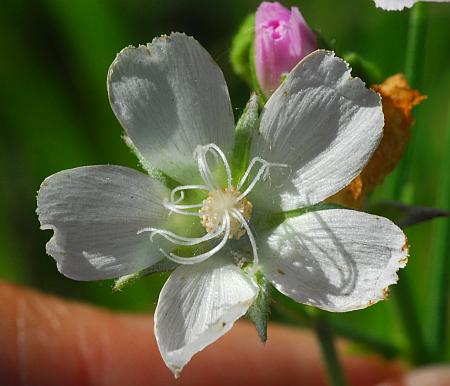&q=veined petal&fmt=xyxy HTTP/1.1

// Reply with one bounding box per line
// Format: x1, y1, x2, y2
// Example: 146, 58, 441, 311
154, 253, 258, 376
108, 33, 235, 184
37, 166, 170, 280
374, 0, 450, 11
260, 209, 408, 312
251, 50, 383, 211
